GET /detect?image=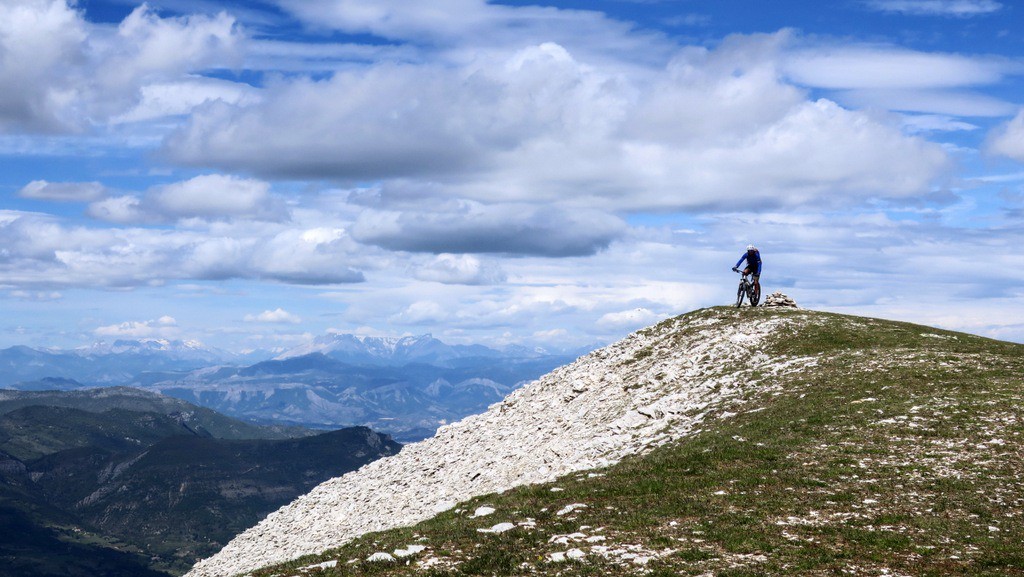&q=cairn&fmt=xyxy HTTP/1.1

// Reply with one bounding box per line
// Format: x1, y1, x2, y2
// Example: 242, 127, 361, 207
762, 291, 798, 308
